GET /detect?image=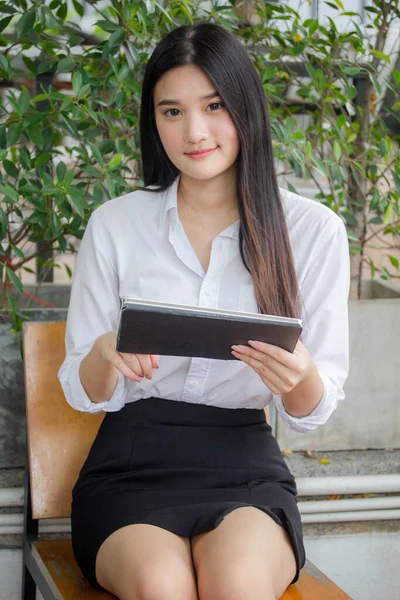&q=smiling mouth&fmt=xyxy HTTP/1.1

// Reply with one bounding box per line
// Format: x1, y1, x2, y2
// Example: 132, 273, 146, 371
185, 147, 218, 156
